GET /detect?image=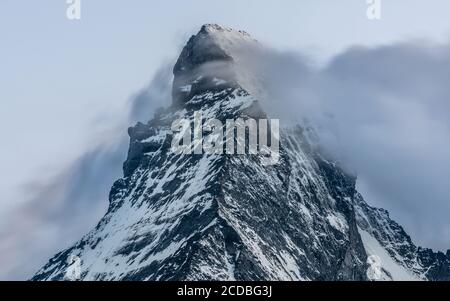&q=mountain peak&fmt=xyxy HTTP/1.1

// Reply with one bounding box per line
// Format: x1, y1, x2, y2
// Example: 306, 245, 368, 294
199, 23, 252, 38
173, 24, 255, 75
33, 25, 450, 282
172, 24, 258, 105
